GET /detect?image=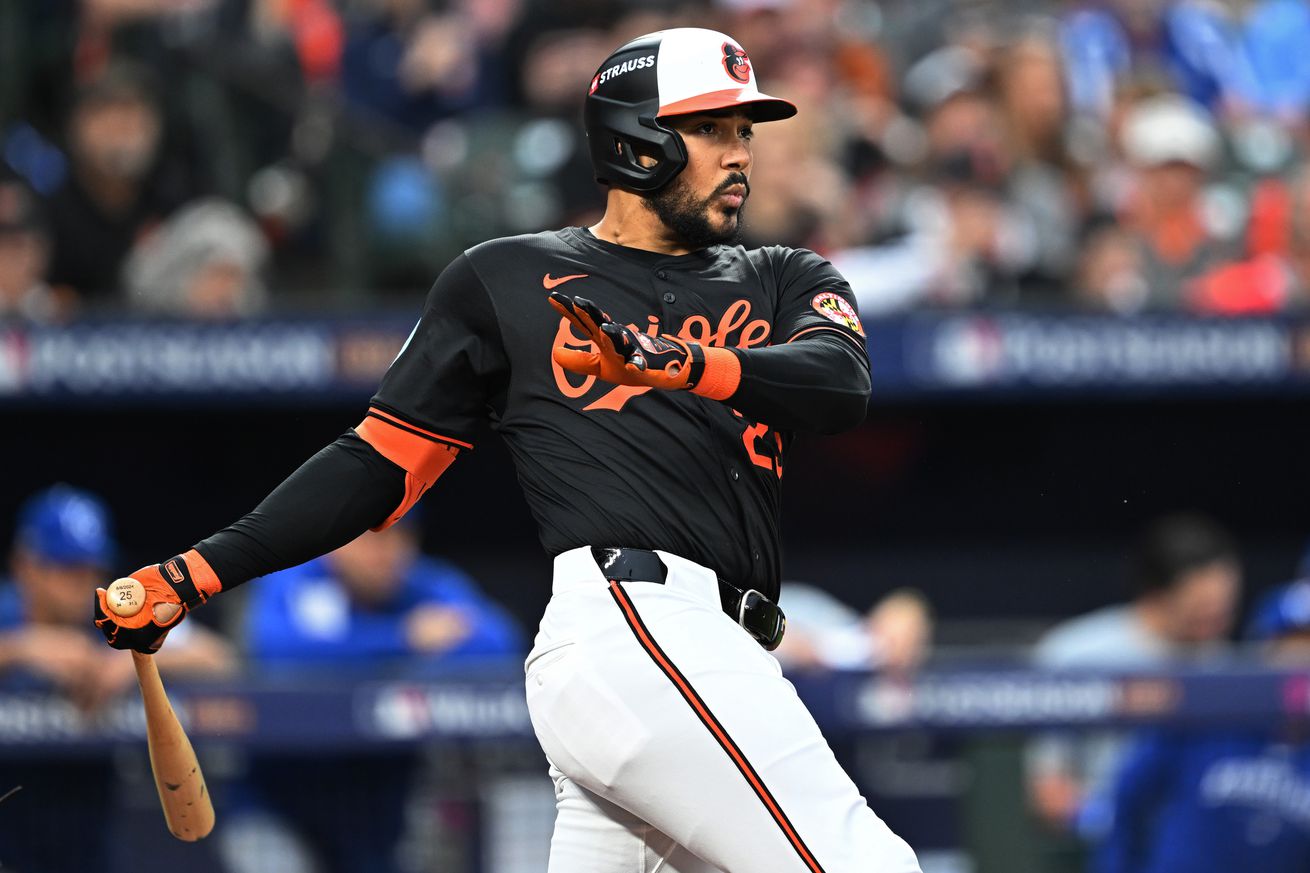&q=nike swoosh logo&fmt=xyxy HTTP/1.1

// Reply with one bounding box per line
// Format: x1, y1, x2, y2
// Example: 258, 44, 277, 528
543, 273, 588, 289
